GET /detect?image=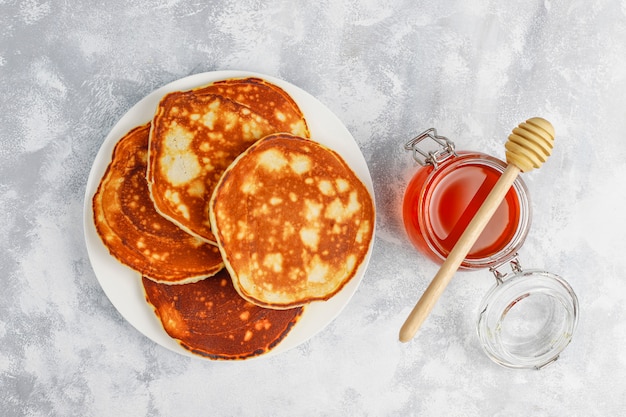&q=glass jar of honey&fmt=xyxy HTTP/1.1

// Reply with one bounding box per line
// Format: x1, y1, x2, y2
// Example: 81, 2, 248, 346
402, 128, 578, 369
